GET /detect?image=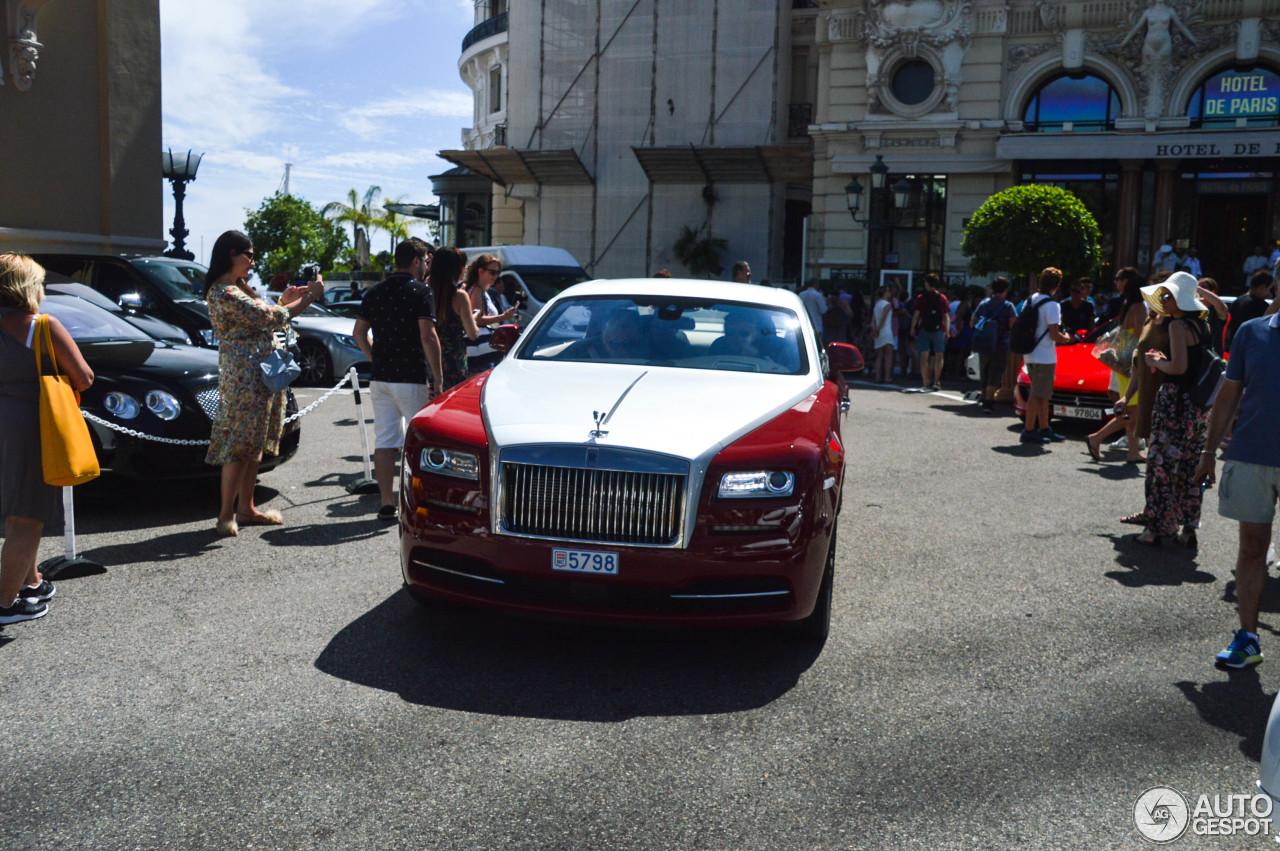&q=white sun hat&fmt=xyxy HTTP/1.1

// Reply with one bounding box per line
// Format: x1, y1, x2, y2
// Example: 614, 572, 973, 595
1140, 271, 1206, 315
